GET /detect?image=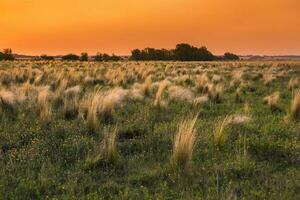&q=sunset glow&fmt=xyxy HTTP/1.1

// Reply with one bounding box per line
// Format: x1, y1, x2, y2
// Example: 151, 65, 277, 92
1, 0, 300, 55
